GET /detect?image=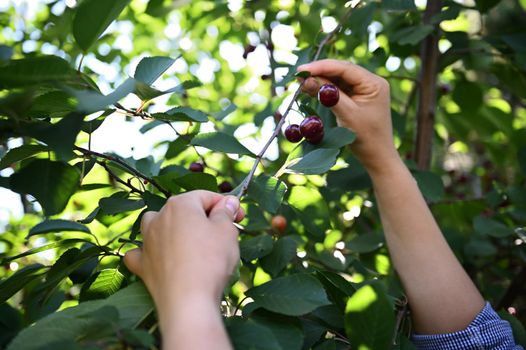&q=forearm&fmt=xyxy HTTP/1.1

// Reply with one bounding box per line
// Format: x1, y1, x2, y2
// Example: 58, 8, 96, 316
159, 294, 232, 350
367, 155, 484, 334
